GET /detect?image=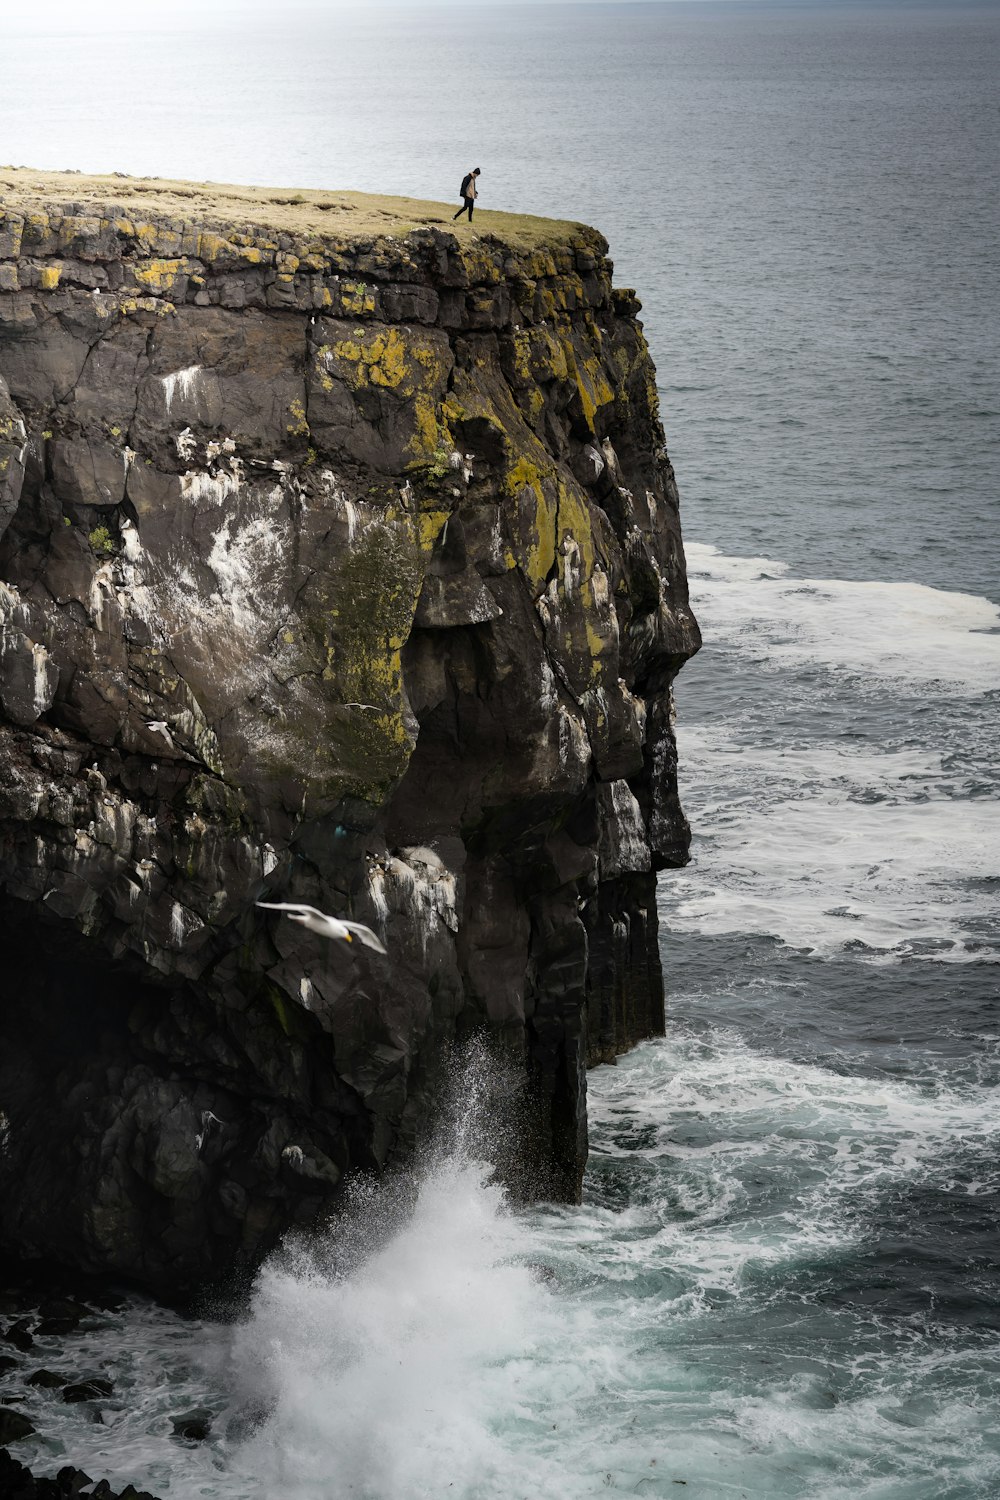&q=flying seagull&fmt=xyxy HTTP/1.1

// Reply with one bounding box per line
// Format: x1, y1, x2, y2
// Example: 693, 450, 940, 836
256, 901, 387, 954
